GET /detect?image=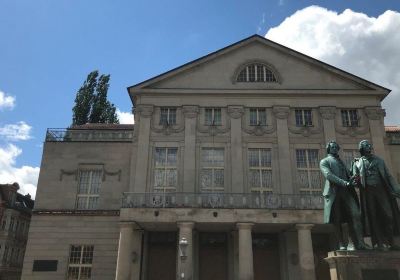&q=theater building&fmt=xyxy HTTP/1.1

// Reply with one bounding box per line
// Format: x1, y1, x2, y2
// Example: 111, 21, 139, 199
22, 35, 399, 280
